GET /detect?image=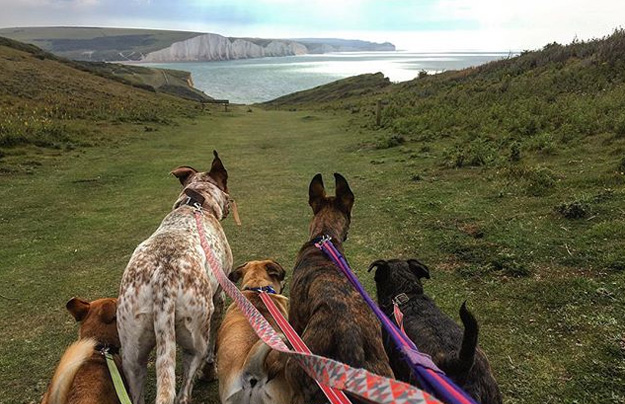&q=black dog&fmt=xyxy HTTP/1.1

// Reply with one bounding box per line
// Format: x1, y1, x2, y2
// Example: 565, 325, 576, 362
369, 259, 502, 404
